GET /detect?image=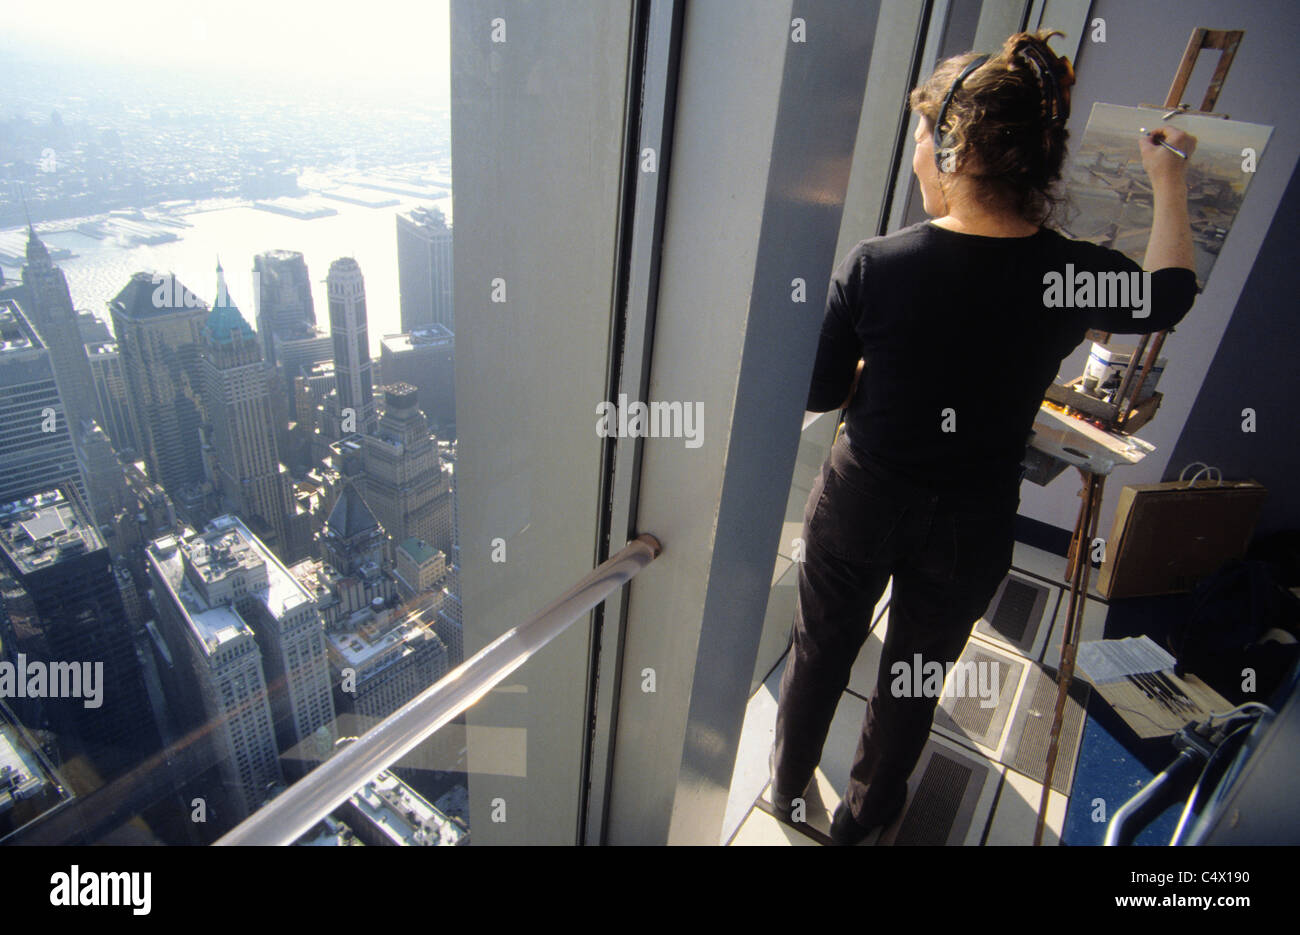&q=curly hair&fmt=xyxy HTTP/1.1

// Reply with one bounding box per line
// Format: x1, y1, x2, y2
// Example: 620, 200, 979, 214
909, 29, 1076, 226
